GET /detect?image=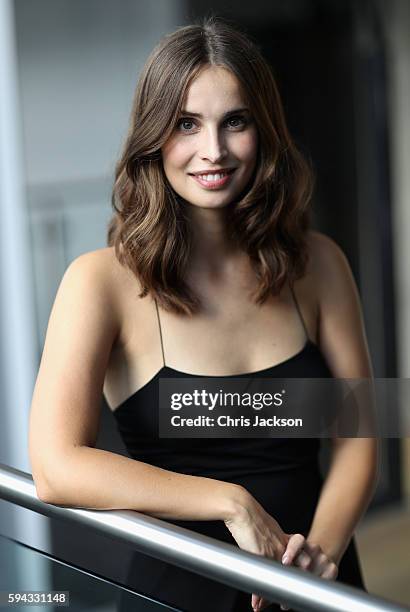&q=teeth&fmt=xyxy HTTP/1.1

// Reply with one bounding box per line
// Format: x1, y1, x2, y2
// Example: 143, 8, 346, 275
198, 172, 228, 181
